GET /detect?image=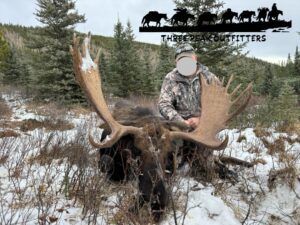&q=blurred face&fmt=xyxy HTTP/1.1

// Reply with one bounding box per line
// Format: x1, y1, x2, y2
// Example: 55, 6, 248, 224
176, 53, 198, 77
